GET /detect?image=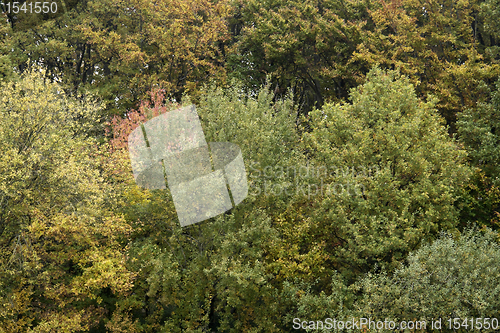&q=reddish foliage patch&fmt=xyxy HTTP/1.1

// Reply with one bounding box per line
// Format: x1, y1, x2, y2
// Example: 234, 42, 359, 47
105, 88, 180, 151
